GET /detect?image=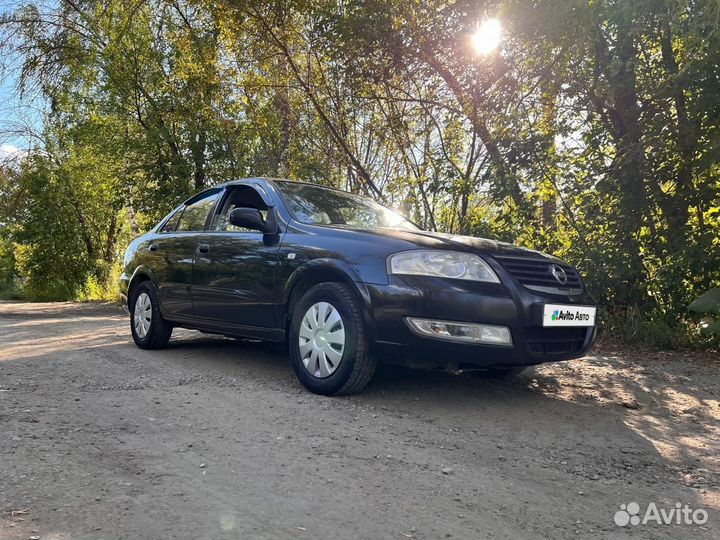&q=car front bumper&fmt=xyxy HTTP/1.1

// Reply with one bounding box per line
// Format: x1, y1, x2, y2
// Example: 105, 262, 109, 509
366, 275, 597, 370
